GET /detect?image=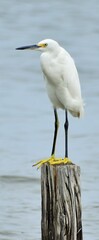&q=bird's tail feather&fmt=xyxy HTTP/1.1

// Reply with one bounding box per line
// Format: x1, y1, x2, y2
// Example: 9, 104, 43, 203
69, 99, 84, 118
